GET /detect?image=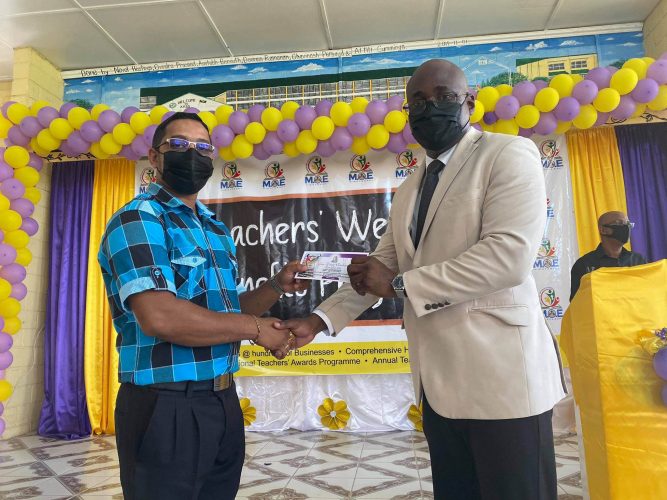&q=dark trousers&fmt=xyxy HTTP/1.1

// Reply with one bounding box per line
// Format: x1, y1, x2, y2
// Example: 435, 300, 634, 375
115, 381, 245, 500
422, 397, 558, 500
